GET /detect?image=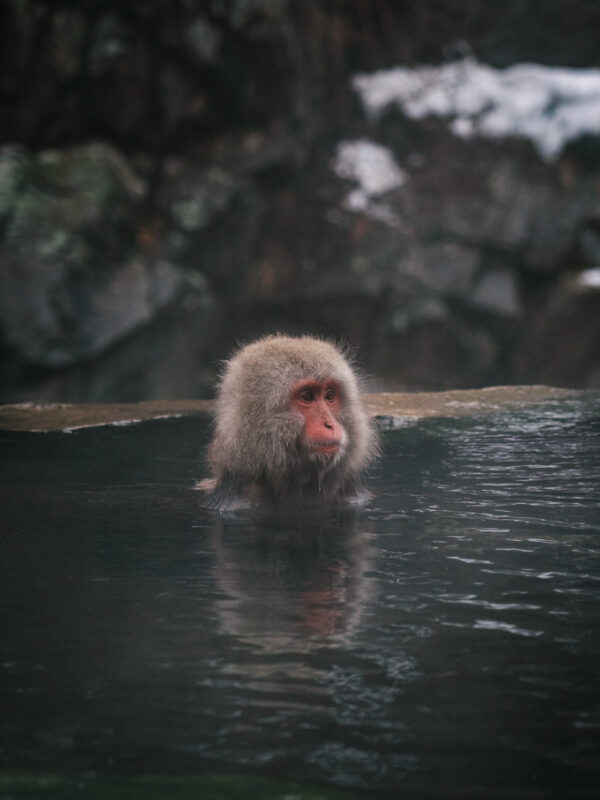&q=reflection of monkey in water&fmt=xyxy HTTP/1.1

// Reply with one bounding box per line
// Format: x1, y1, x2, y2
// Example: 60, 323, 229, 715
211, 523, 375, 647
198, 335, 379, 511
